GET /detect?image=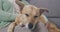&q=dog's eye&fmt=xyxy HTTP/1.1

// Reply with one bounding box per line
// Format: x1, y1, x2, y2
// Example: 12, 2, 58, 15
25, 14, 29, 17
34, 16, 38, 18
